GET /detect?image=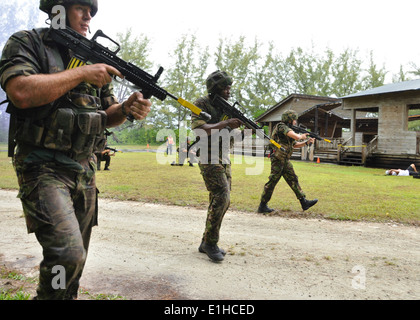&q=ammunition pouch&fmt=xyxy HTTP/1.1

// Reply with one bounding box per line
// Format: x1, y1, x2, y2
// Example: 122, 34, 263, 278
12, 92, 108, 160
